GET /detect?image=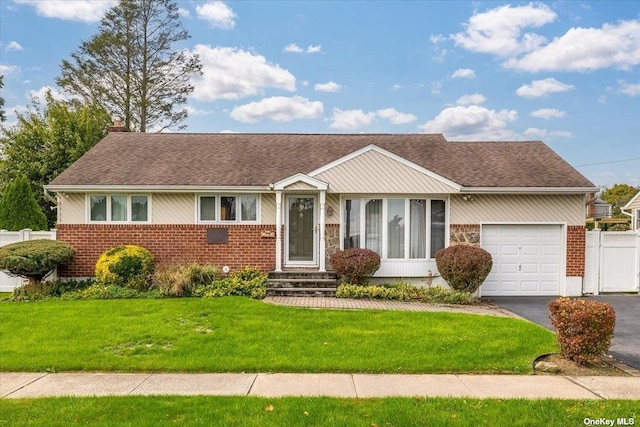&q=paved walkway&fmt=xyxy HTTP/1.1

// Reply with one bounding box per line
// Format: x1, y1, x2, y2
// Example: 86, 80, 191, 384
264, 296, 517, 317
2, 372, 640, 399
